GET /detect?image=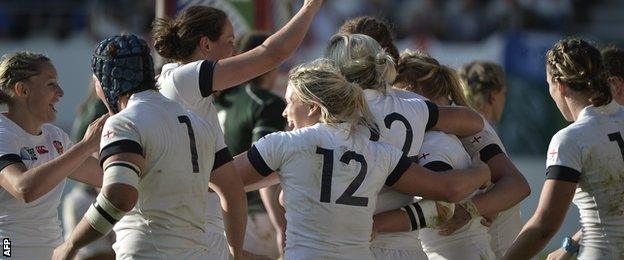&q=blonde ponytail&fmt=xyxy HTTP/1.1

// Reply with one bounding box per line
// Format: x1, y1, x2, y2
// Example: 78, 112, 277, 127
325, 34, 396, 94
288, 59, 378, 136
